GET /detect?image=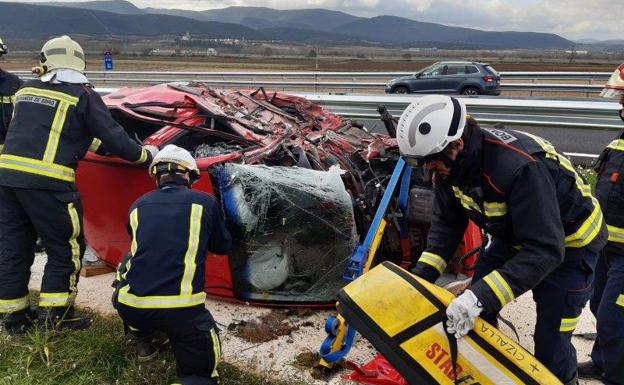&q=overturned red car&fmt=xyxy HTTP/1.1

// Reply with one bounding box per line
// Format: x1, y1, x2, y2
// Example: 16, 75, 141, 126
77, 83, 479, 306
